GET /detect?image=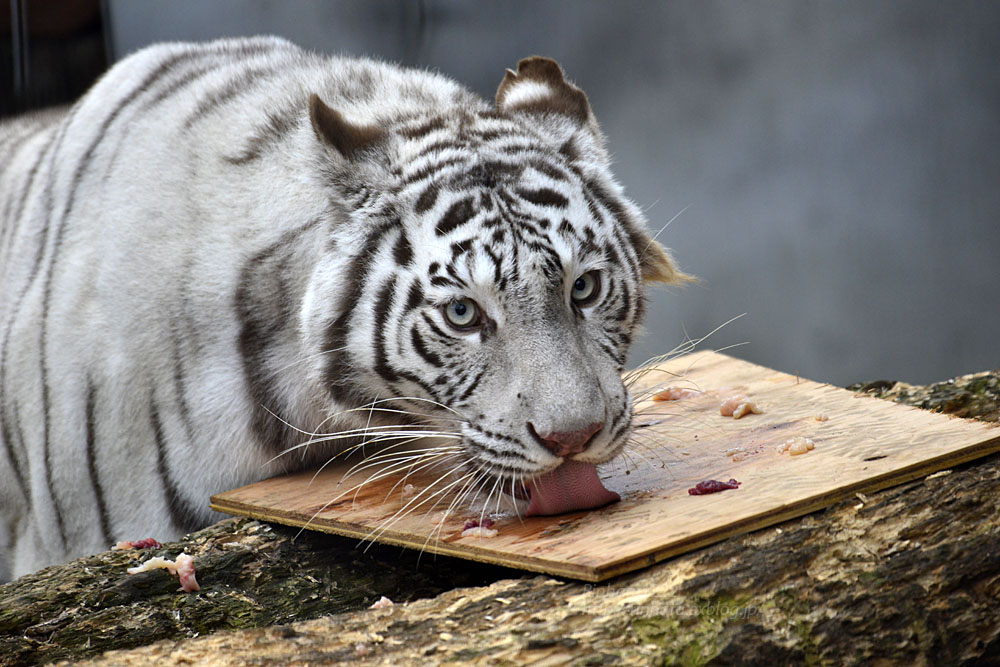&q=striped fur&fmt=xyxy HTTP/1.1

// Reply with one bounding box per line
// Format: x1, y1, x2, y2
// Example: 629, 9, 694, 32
0, 37, 687, 580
